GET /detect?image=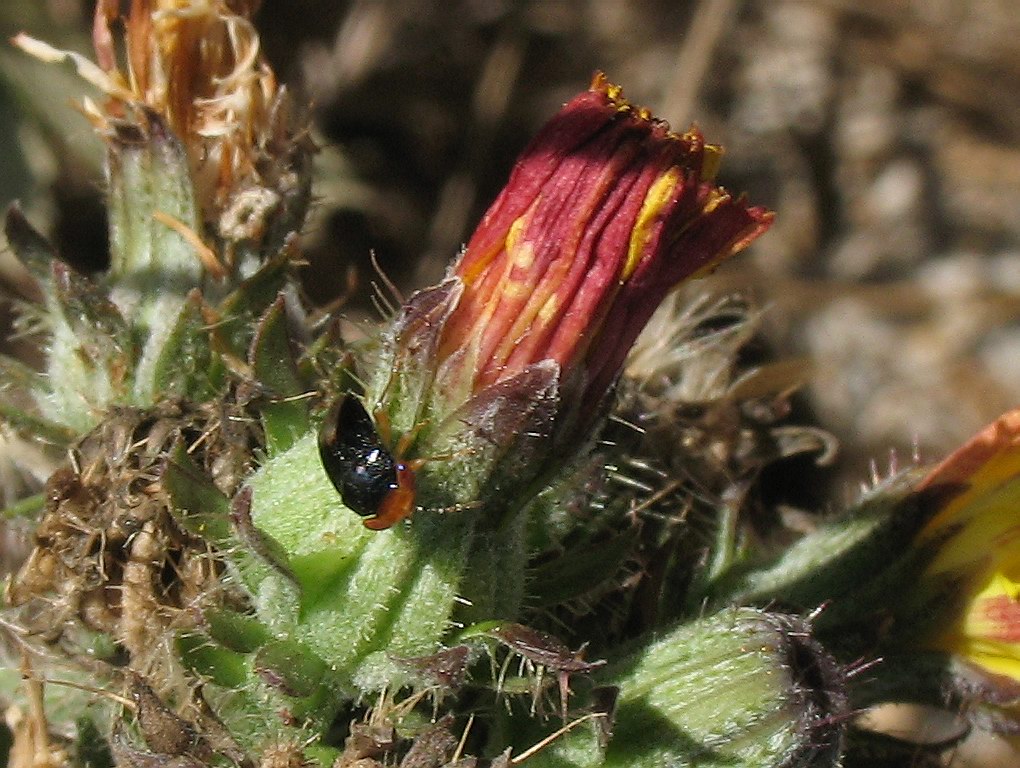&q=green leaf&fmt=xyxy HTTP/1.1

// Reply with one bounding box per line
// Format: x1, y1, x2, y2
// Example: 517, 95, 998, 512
38, 262, 135, 430
204, 609, 271, 654
217, 248, 290, 356
105, 113, 202, 299
289, 548, 363, 618
52, 261, 135, 369
4, 203, 57, 282
709, 471, 930, 631
230, 486, 300, 589
527, 609, 848, 768
249, 295, 309, 455
0, 399, 77, 444
253, 640, 328, 698
162, 441, 232, 544
149, 289, 222, 401
175, 633, 248, 689
1, 492, 44, 520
